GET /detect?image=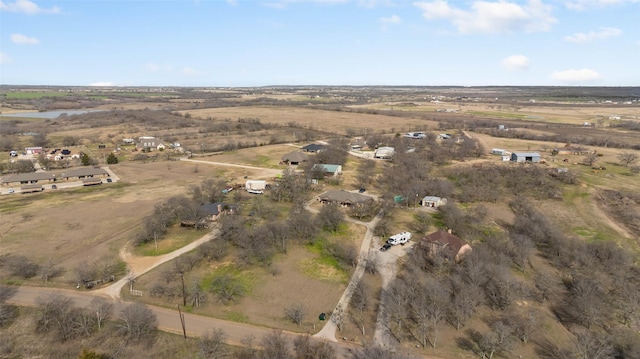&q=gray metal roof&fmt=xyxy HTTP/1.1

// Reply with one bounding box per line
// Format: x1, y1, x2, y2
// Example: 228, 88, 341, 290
63, 167, 108, 178
1, 172, 55, 184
